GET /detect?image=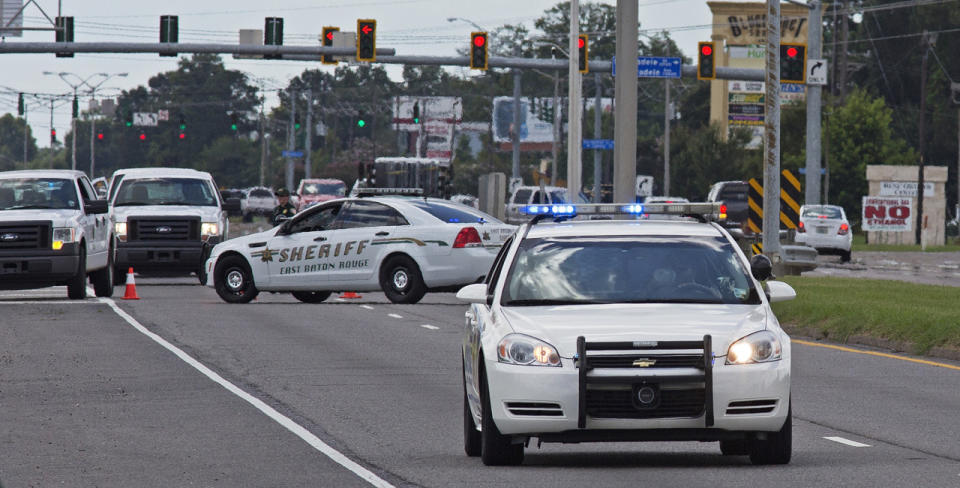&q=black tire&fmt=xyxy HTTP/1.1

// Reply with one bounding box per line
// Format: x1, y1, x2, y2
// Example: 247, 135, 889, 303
292, 291, 332, 303
720, 439, 750, 456
67, 247, 87, 300
114, 263, 127, 285
480, 362, 524, 466
379, 255, 427, 304
90, 246, 114, 298
463, 362, 482, 457
214, 255, 259, 304
198, 246, 211, 285
840, 250, 851, 263
749, 402, 792, 465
